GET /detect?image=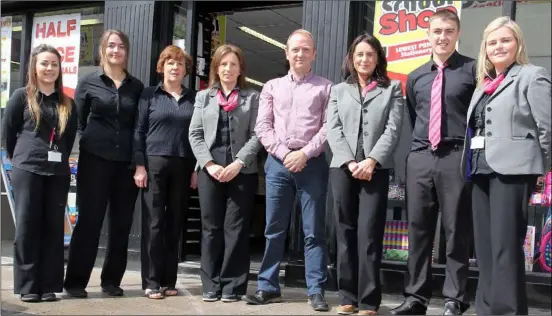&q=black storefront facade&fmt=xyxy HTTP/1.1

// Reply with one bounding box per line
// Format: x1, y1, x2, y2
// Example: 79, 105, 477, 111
1, 0, 550, 307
